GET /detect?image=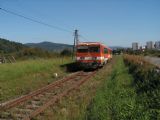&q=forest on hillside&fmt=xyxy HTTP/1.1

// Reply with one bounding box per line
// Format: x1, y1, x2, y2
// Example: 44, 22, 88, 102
0, 38, 26, 54
0, 38, 72, 59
